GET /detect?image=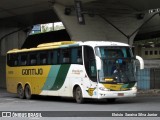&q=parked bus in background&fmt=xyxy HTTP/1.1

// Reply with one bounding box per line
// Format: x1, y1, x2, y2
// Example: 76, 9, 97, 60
6, 41, 144, 103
